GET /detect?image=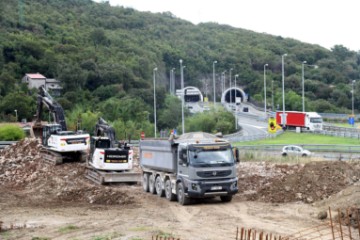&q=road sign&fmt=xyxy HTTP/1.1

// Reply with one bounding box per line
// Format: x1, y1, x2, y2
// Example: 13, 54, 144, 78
348, 117, 355, 126
268, 117, 277, 133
